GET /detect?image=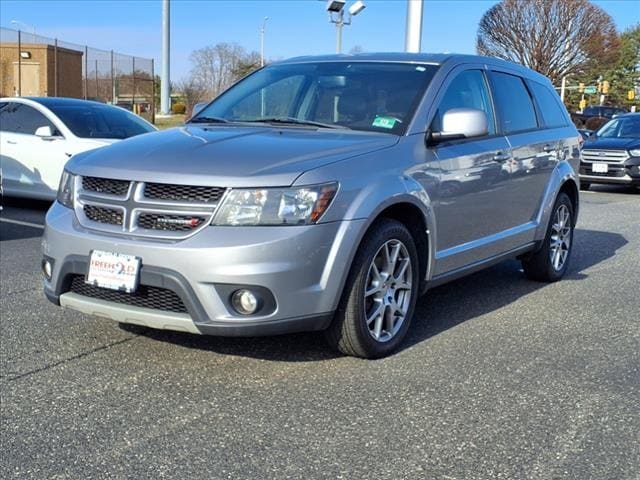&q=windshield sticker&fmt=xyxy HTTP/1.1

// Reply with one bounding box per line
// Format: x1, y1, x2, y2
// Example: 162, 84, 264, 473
372, 116, 397, 129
